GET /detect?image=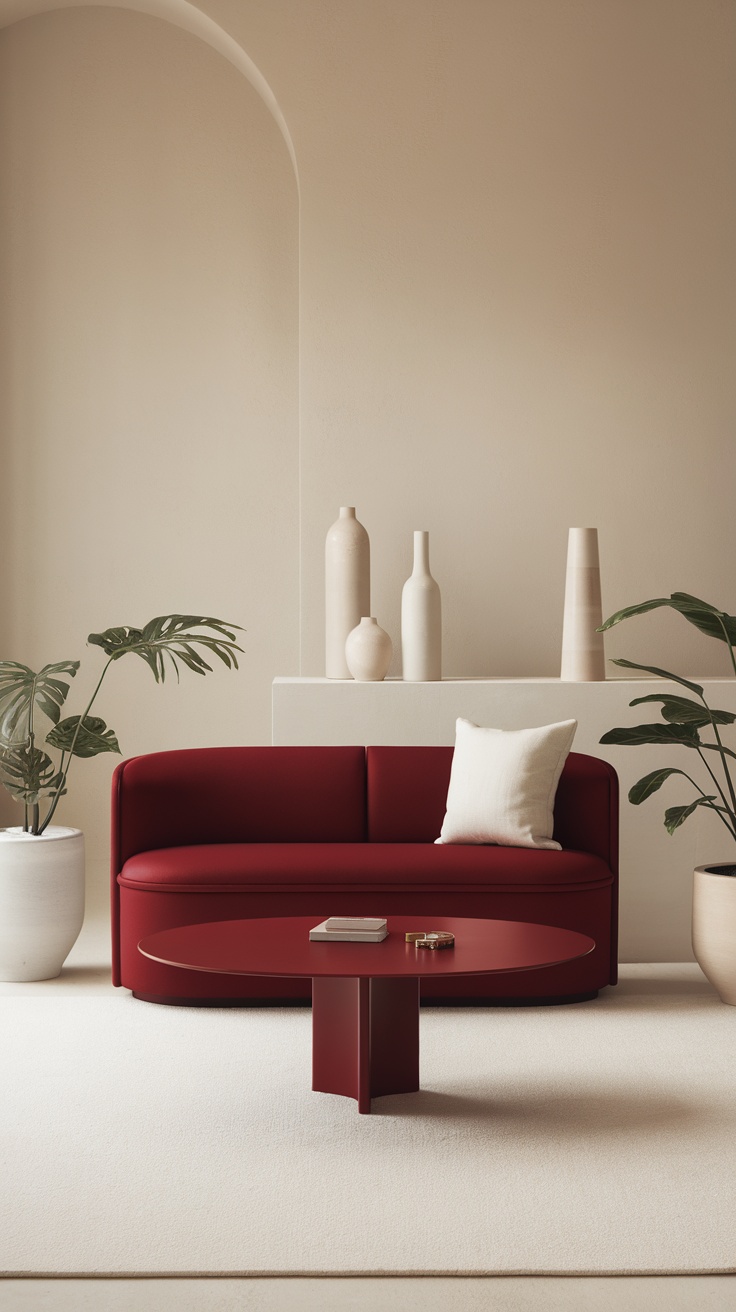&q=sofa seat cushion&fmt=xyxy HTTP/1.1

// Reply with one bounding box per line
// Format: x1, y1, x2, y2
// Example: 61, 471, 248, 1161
119, 843, 613, 893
